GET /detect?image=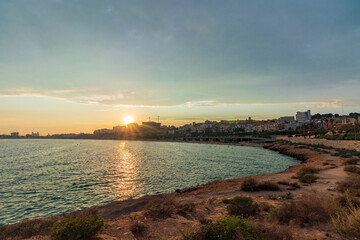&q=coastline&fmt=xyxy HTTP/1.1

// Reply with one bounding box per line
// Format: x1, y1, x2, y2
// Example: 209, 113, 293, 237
0, 139, 356, 240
